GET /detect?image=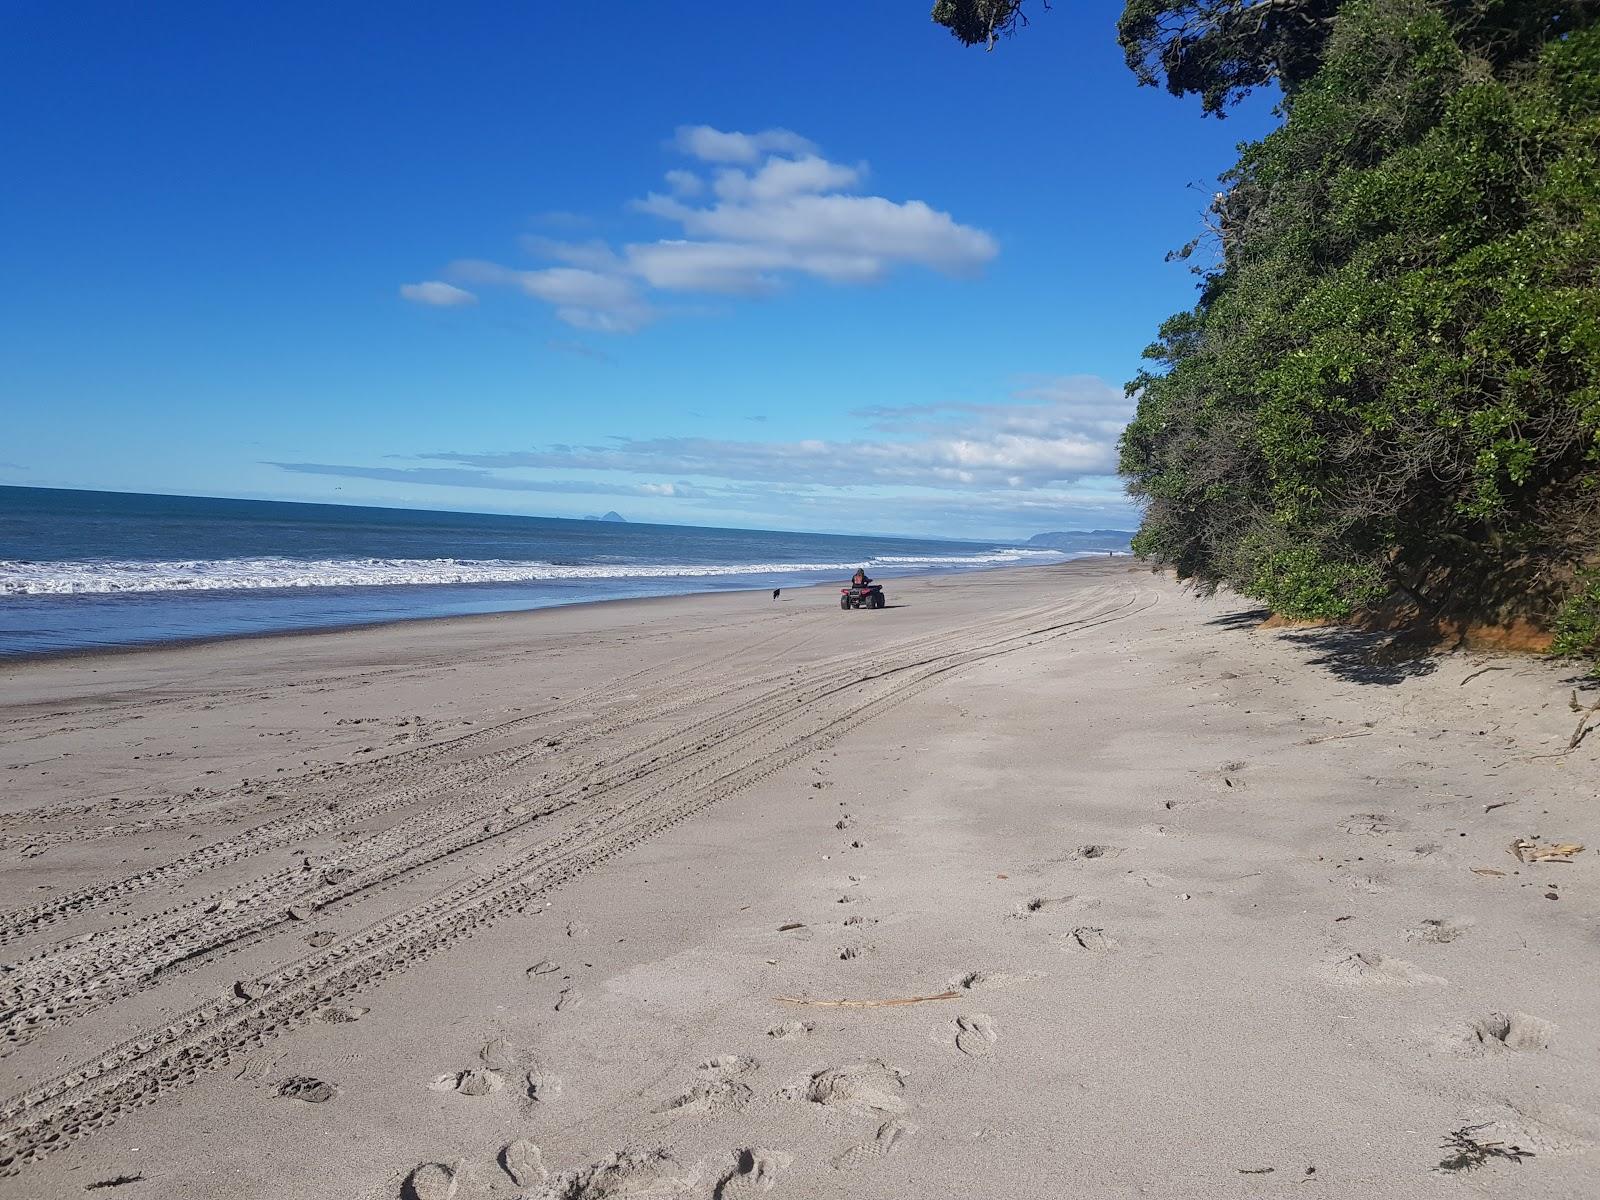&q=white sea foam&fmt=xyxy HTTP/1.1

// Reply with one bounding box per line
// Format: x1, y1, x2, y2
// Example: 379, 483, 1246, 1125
0, 549, 1083, 596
